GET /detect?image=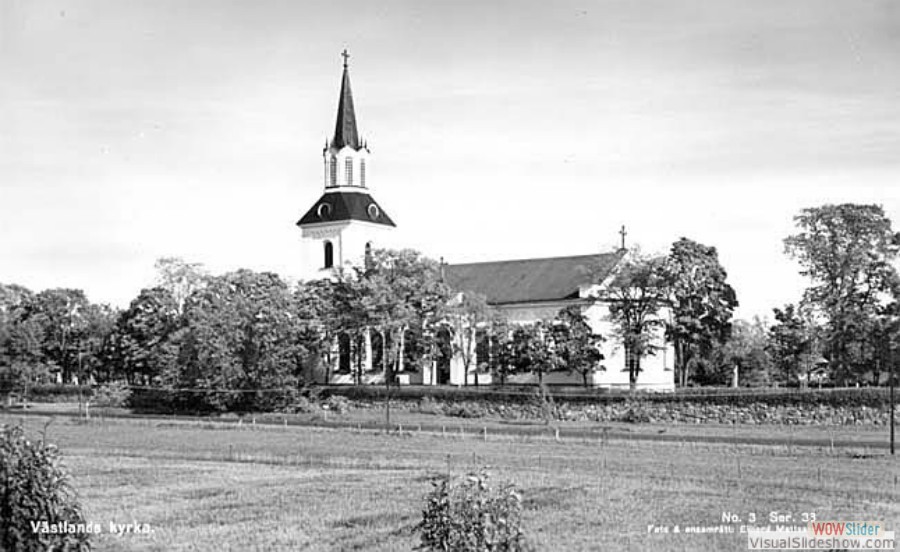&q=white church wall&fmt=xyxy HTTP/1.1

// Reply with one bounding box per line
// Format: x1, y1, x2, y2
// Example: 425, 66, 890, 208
298, 219, 394, 281
298, 221, 347, 280
447, 331, 493, 386
583, 302, 675, 391
490, 300, 674, 390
